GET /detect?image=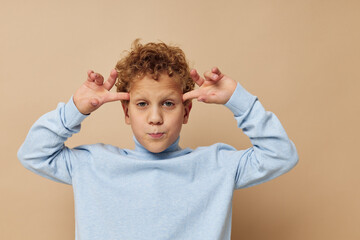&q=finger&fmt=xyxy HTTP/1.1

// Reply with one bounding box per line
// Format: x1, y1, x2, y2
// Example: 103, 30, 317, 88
190, 69, 204, 86
182, 89, 201, 102
204, 70, 219, 82
87, 70, 94, 82
104, 92, 130, 103
89, 72, 98, 82
103, 69, 118, 90
93, 73, 104, 86
211, 67, 224, 78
